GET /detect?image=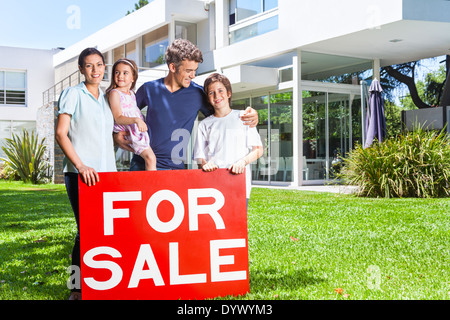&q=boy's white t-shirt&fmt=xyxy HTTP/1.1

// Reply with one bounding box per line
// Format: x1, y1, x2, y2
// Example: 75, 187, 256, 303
193, 109, 263, 199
